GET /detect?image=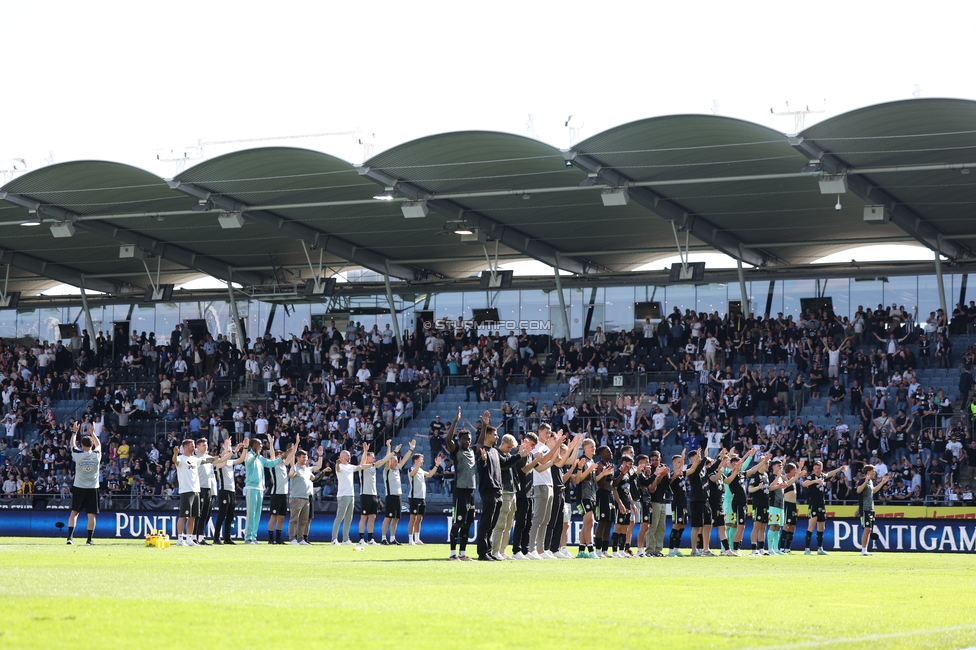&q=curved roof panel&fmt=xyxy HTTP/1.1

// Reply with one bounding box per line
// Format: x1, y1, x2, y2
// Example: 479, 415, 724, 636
365, 131, 578, 194
574, 115, 805, 183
